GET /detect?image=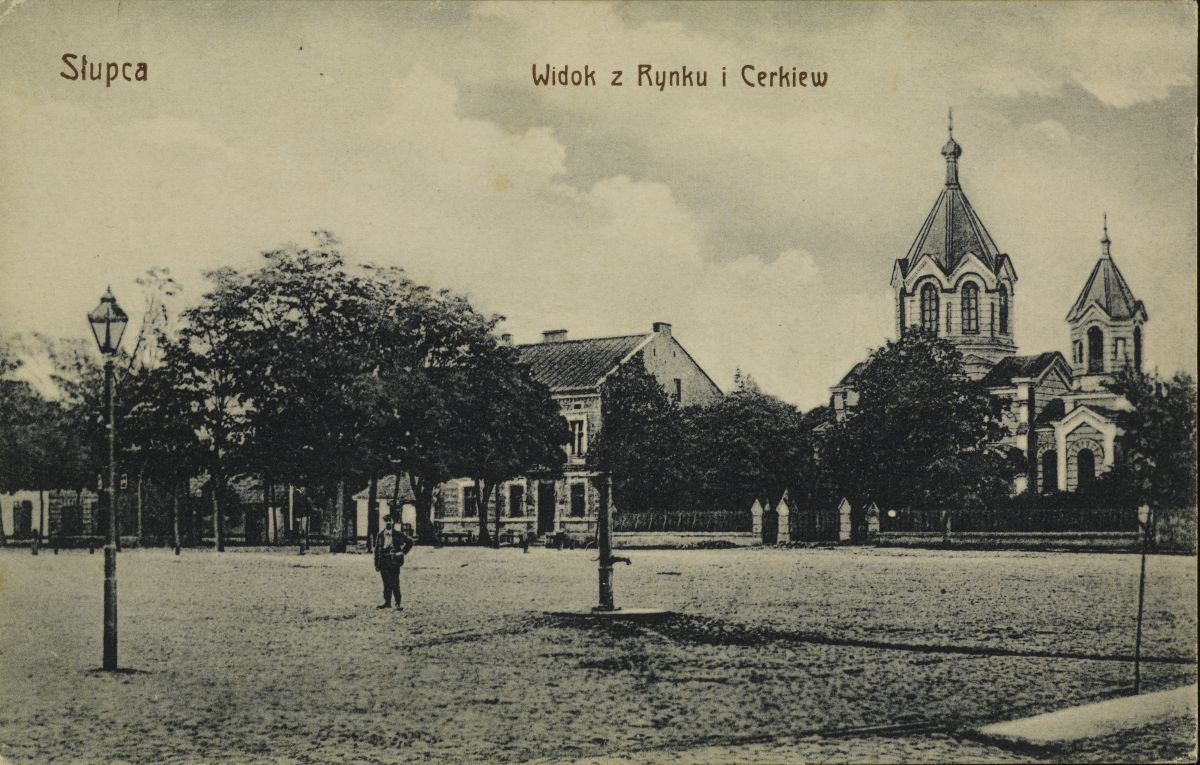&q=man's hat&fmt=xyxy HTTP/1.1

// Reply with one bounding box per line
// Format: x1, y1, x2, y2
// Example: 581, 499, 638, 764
382, 513, 393, 522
